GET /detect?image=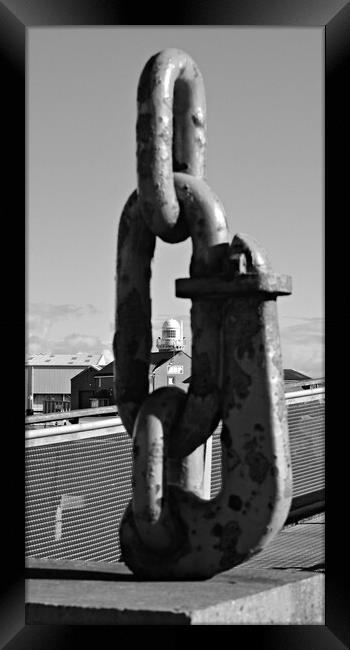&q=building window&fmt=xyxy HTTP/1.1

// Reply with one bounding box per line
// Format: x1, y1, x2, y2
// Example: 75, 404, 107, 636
165, 329, 177, 337
167, 365, 184, 375
168, 377, 175, 385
